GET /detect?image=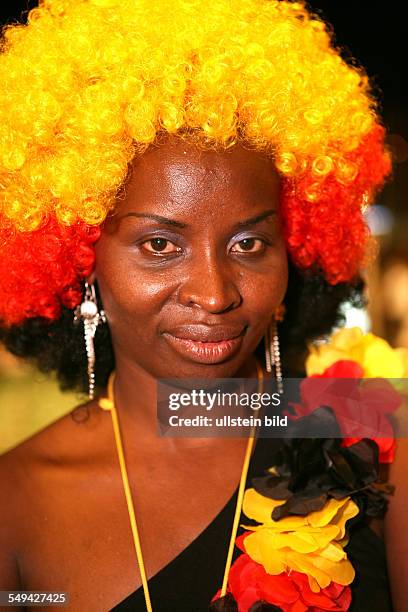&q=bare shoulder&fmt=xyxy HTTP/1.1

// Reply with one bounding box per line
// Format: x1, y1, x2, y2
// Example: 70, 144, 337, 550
0, 398, 112, 592
0, 400, 104, 470
0, 397, 110, 527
